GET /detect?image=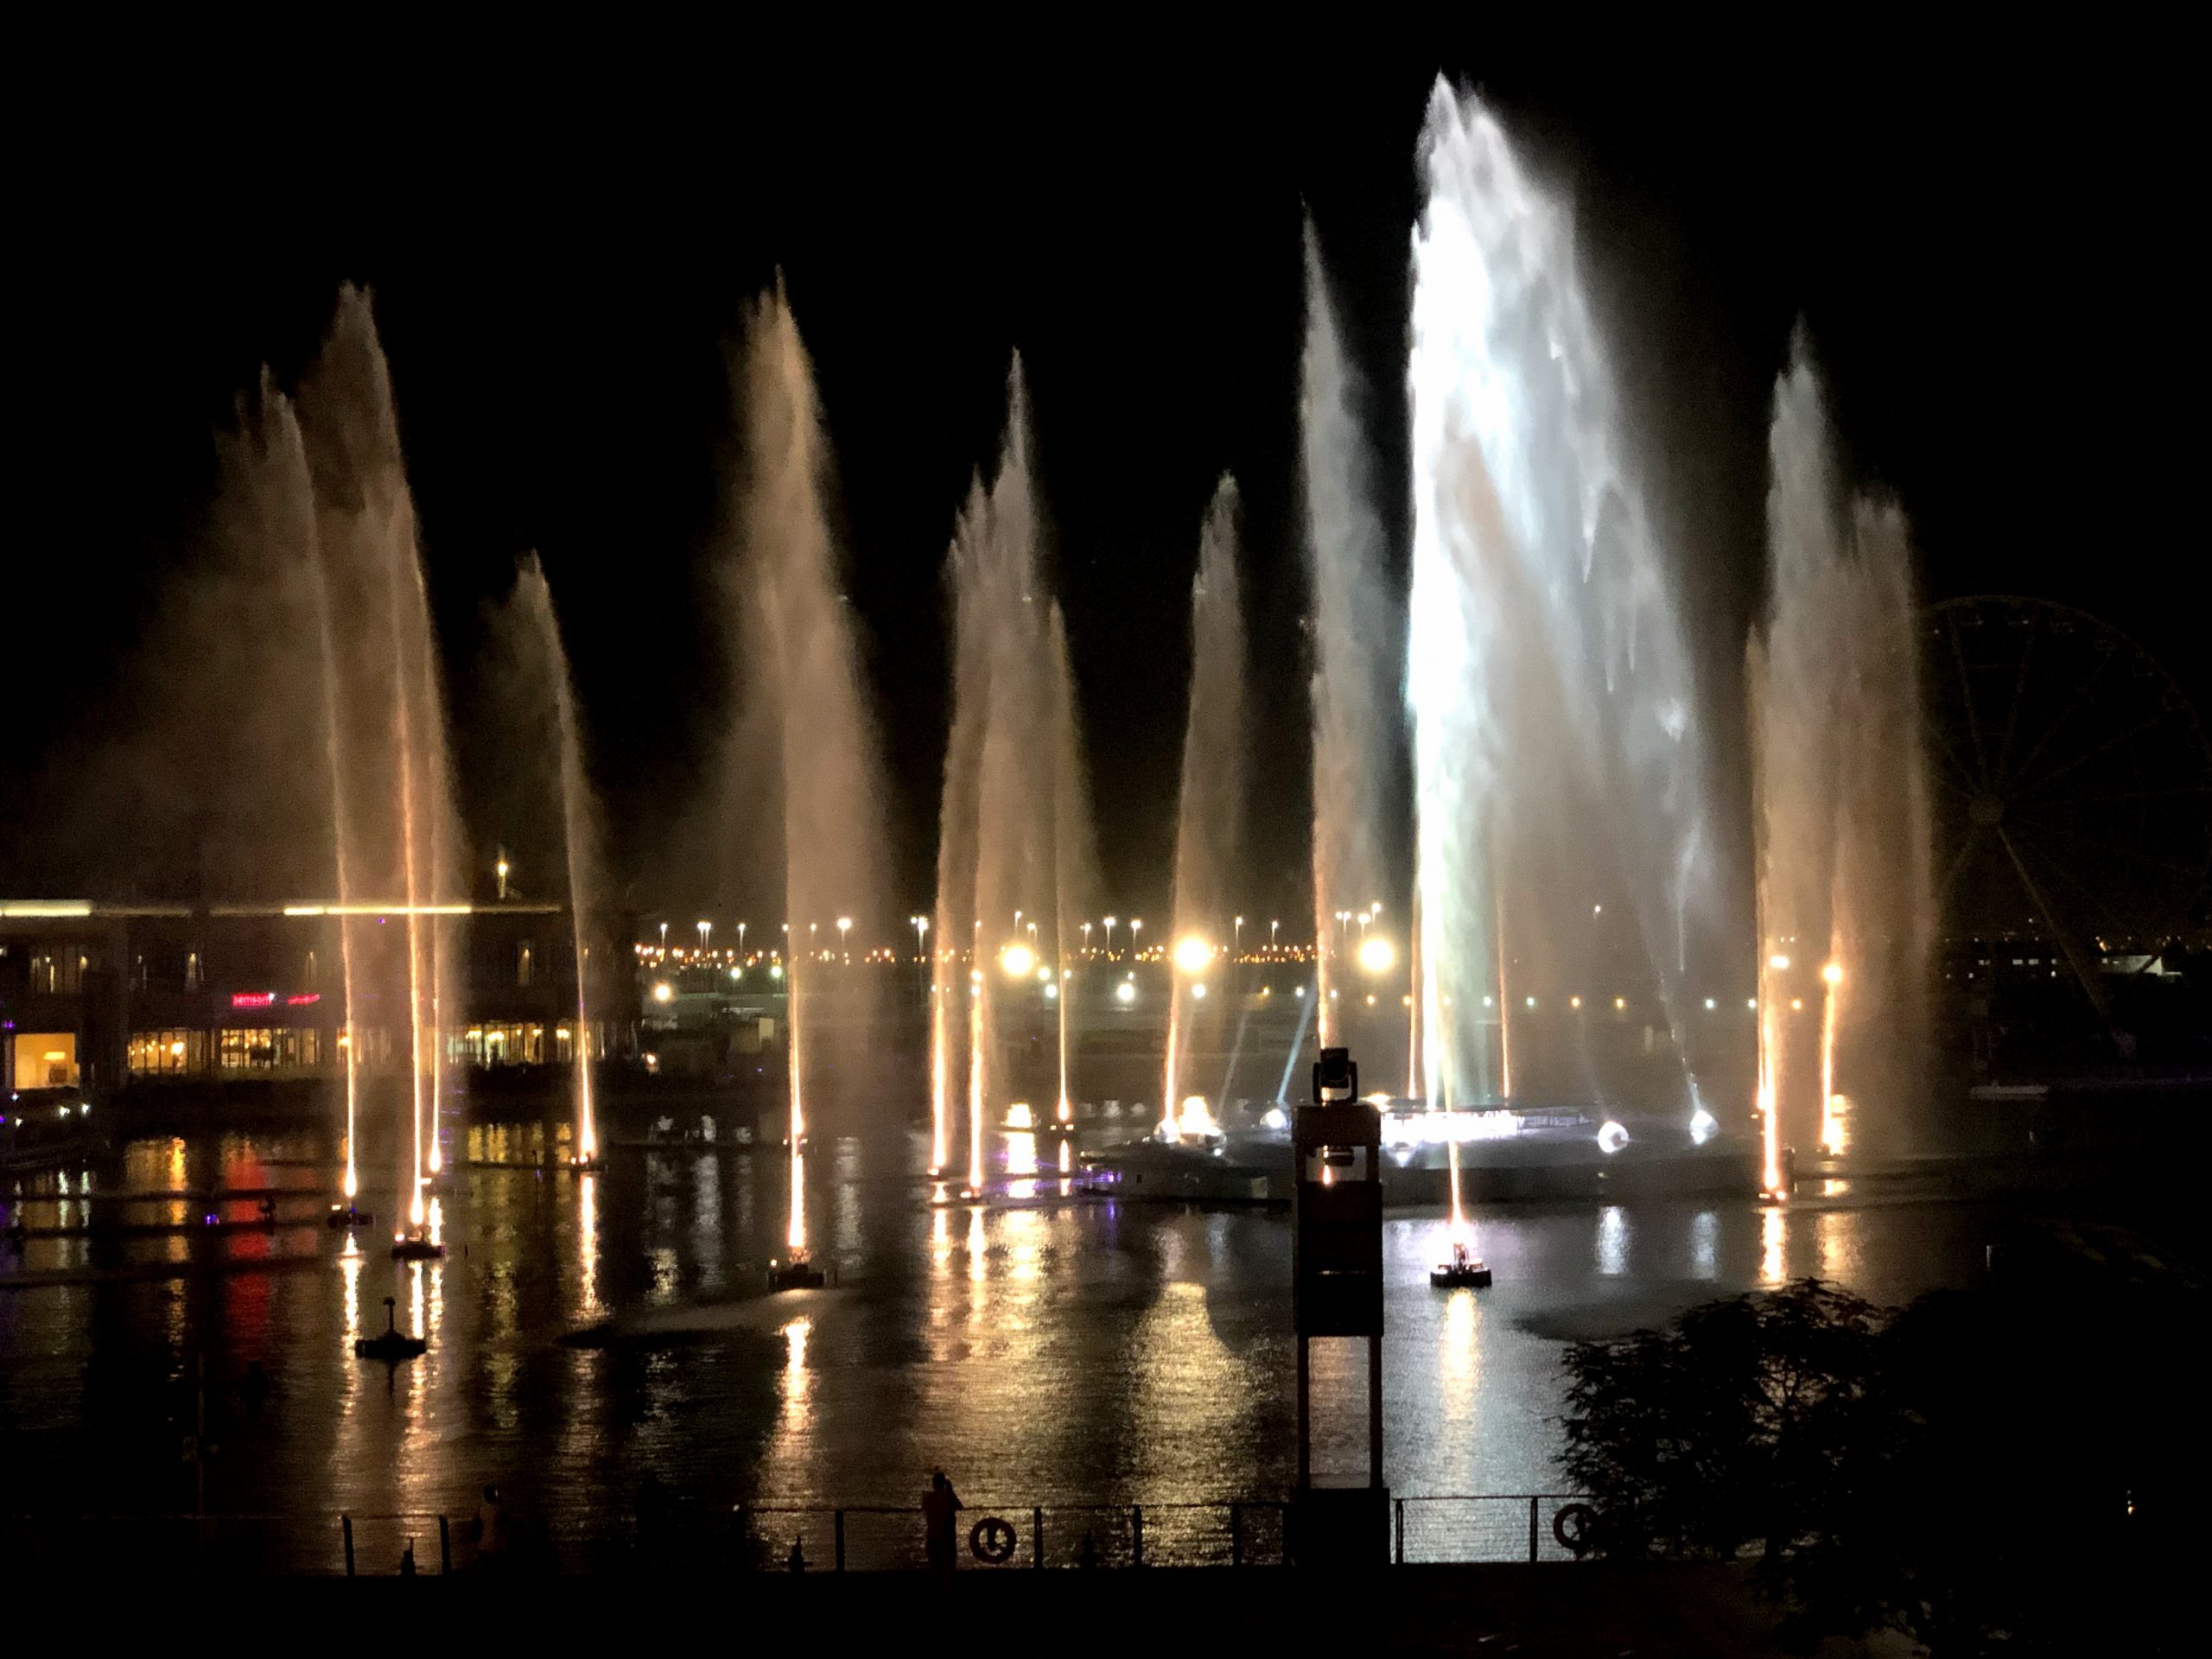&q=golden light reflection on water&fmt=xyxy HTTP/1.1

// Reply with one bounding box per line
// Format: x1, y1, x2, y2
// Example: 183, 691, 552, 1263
1691, 1210, 1719, 1280
1130, 1274, 1261, 1484
1004, 1207, 1043, 1283
1761, 1205, 1788, 1285
967, 1205, 988, 1287
577, 1171, 601, 1318
1439, 1275, 1481, 1421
